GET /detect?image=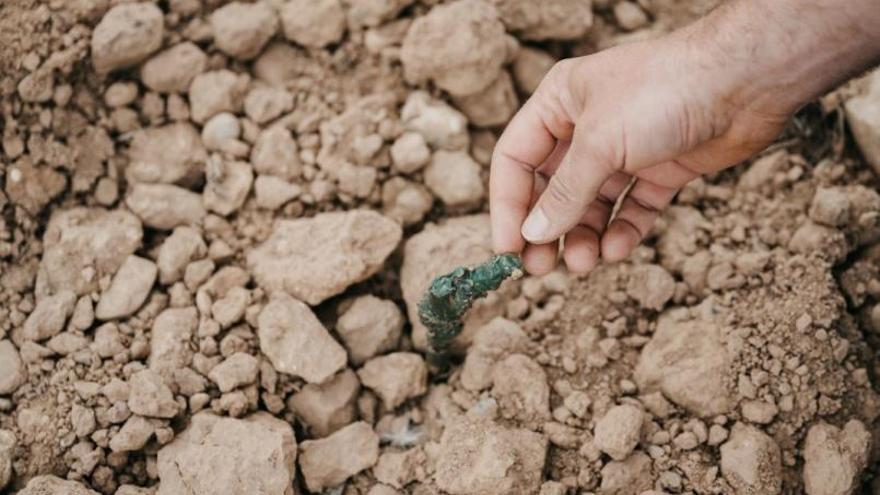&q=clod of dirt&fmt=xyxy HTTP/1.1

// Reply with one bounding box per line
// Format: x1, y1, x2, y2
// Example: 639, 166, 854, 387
90, 3, 164, 74
299, 421, 380, 492
18, 291, 76, 342
210, 1, 278, 61
288, 369, 360, 438
845, 69, 880, 174
512, 47, 555, 94
126, 123, 207, 185
390, 132, 431, 174
204, 159, 254, 216
491, 353, 550, 422
594, 403, 644, 461
37, 208, 143, 296
424, 150, 485, 207
157, 227, 207, 284
625, 263, 676, 311
254, 175, 303, 210
4, 159, 67, 215
18, 475, 99, 495
251, 126, 302, 179
209, 352, 260, 393
720, 422, 783, 495
0, 430, 13, 490
336, 295, 404, 365
188, 70, 250, 124
599, 451, 653, 494
95, 255, 157, 320
401, 0, 514, 97
157, 412, 296, 495
401, 91, 471, 151
402, 214, 514, 350
244, 86, 294, 124
614, 1, 650, 31
140, 42, 208, 94
0, 341, 24, 395
434, 416, 547, 495
280, 0, 347, 48
248, 210, 402, 305
373, 448, 426, 489
258, 292, 347, 383
108, 416, 154, 453
451, 71, 519, 127
345, 0, 415, 27
128, 369, 180, 419
358, 352, 428, 409
634, 307, 732, 417
461, 317, 528, 391
489, 0, 593, 40
149, 307, 198, 379
803, 420, 872, 495
381, 178, 434, 226
125, 183, 207, 230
